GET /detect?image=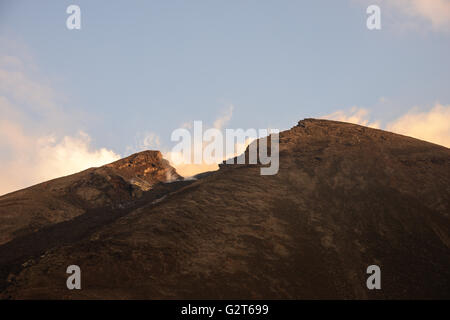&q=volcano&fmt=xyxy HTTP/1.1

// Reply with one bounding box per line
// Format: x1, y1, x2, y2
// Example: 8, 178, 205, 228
0, 119, 449, 299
